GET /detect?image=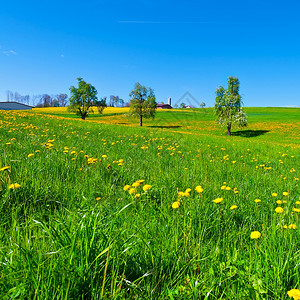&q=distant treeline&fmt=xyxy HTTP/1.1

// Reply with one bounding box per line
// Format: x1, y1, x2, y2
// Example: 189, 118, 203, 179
6, 90, 68, 107
5, 90, 128, 108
